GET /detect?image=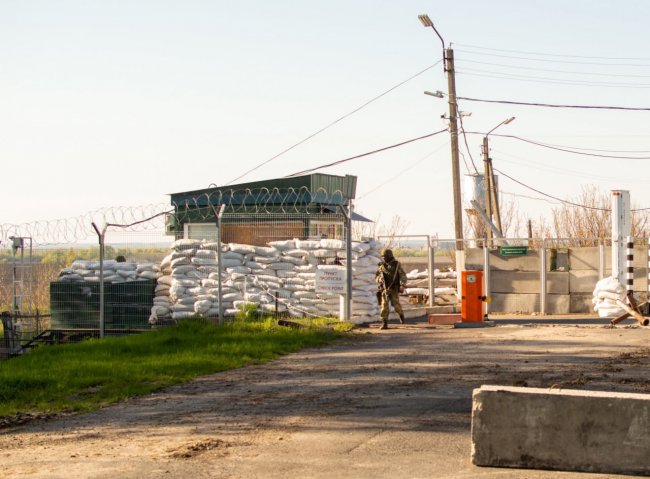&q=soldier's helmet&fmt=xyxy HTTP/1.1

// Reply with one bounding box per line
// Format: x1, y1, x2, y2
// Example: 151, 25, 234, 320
380, 248, 394, 261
